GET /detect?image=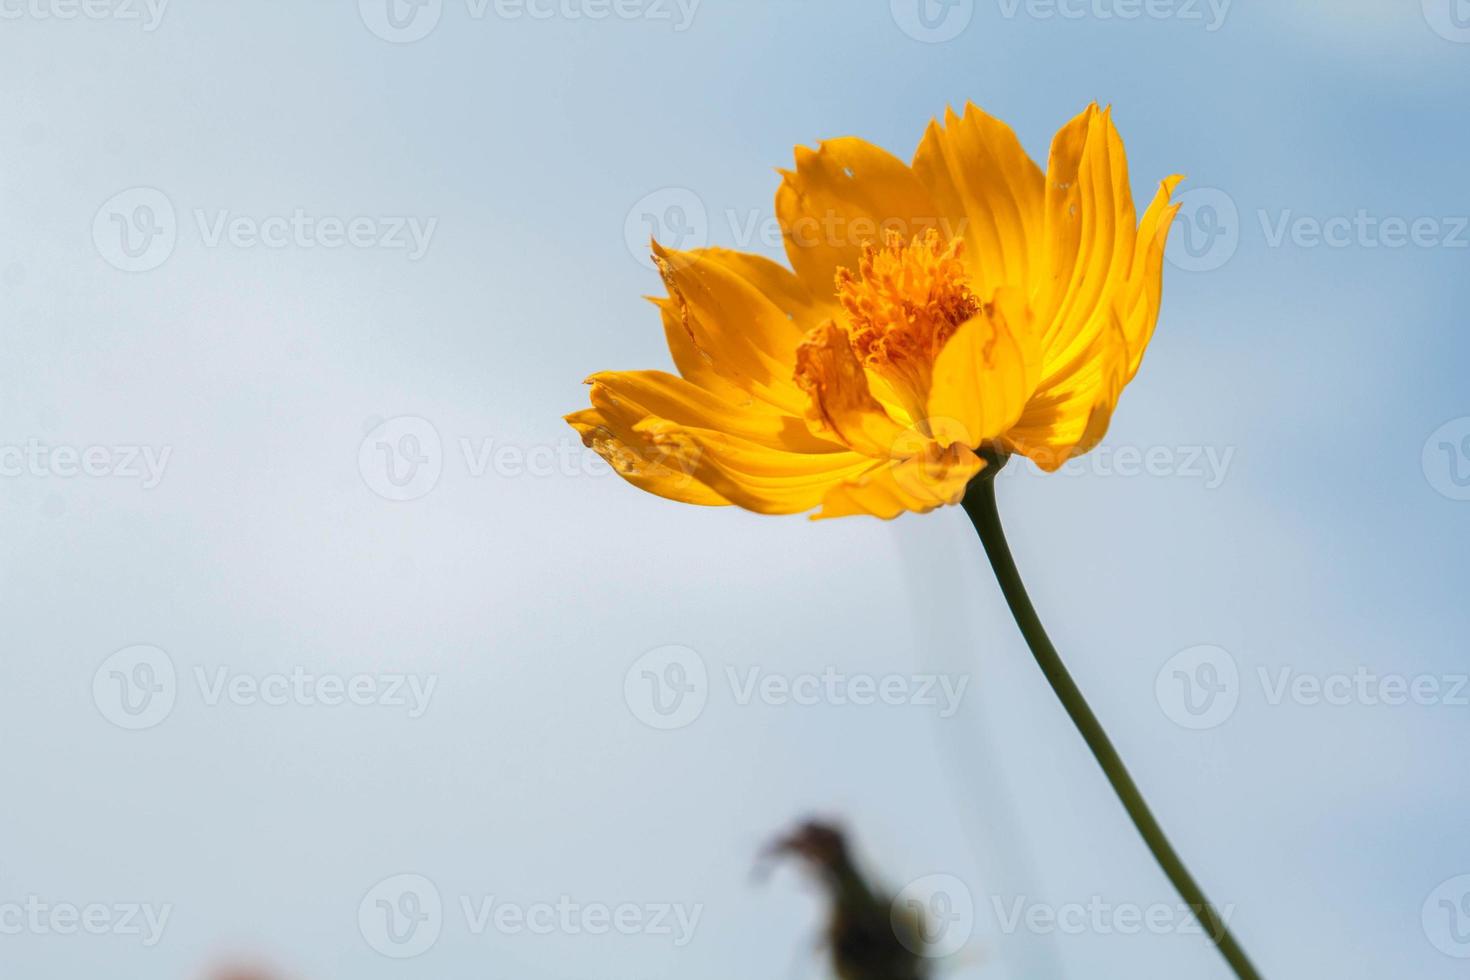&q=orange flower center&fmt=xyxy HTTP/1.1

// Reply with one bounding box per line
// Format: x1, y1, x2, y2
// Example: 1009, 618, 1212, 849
835, 229, 979, 414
